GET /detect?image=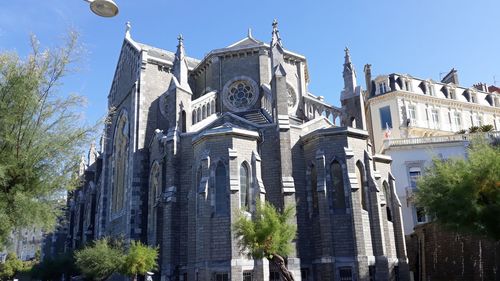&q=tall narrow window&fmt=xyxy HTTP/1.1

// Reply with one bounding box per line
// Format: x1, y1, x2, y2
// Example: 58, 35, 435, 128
453, 112, 462, 128
215, 162, 228, 215
356, 161, 368, 211
181, 110, 187, 133
409, 167, 421, 189
311, 165, 318, 214
379, 106, 392, 129
383, 181, 392, 222
112, 112, 128, 214
331, 161, 346, 211
240, 164, 250, 210
431, 109, 439, 125
408, 105, 417, 124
